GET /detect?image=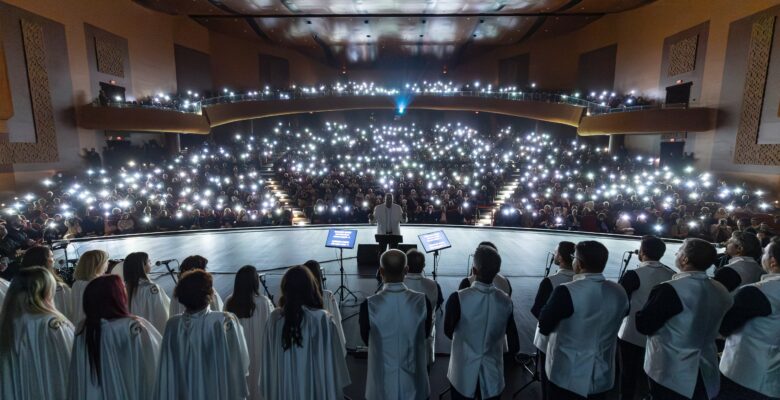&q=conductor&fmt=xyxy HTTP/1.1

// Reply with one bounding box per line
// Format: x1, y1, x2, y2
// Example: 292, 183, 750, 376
374, 193, 406, 252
